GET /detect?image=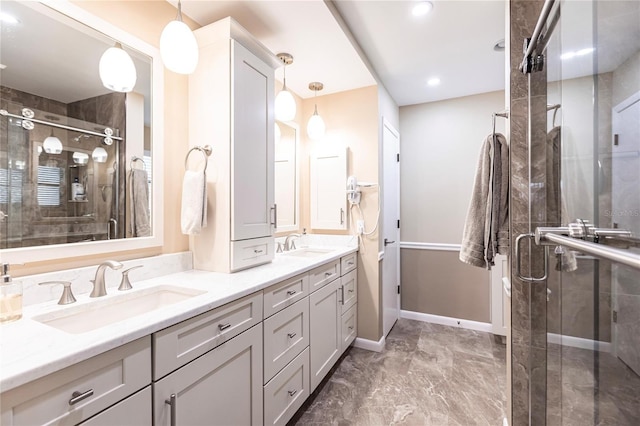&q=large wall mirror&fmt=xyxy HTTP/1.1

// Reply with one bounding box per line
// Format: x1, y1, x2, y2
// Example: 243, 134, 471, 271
1, 0, 164, 263
274, 121, 299, 232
